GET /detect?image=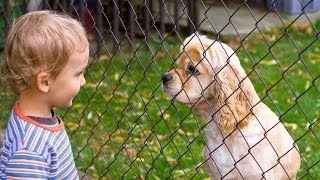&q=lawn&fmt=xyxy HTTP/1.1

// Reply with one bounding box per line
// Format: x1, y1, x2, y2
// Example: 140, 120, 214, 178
1, 20, 320, 179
